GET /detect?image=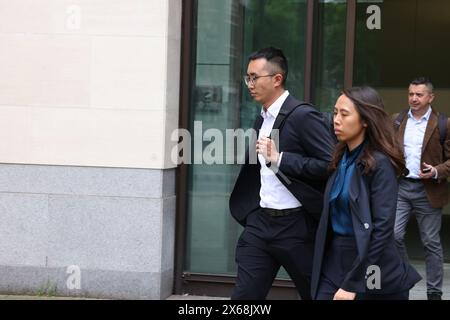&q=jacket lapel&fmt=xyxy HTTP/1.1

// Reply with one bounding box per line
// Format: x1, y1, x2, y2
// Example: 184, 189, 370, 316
422, 110, 438, 153
398, 113, 408, 152
271, 95, 302, 133
244, 115, 263, 164
322, 171, 337, 219
348, 157, 372, 227
349, 167, 364, 224
254, 114, 264, 132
